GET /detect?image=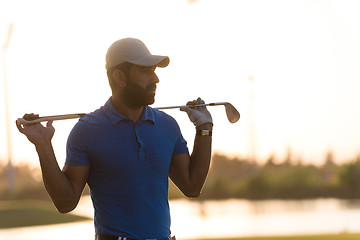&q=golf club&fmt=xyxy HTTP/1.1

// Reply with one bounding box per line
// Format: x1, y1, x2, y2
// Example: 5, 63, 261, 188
156, 102, 240, 123
16, 102, 240, 125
